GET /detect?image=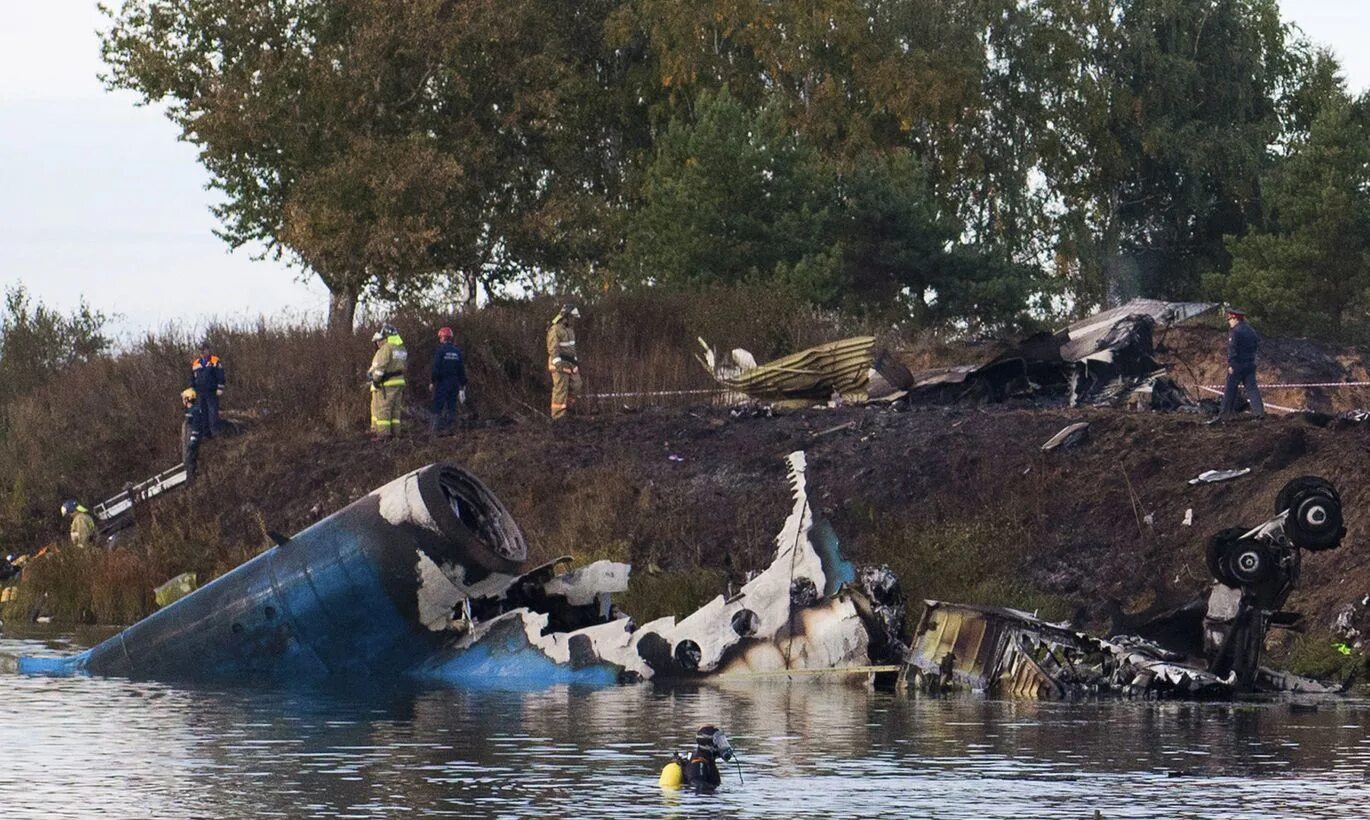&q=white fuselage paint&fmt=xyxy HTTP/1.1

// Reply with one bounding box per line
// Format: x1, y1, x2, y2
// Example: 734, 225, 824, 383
411, 451, 871, 681
639, 451, 839, 674
372, 469, 443, 534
